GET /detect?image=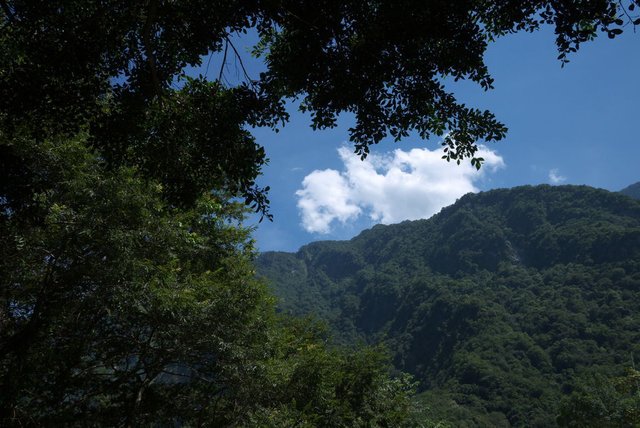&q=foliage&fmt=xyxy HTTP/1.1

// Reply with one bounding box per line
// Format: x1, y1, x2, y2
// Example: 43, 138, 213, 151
557, 368, 640, 427
0, 133, 264, 424
247, 319, 419, 427
258, 185, 640, 426
1, 0, 639, 195
256, 0, 638, 161
0, 134, 417, 425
